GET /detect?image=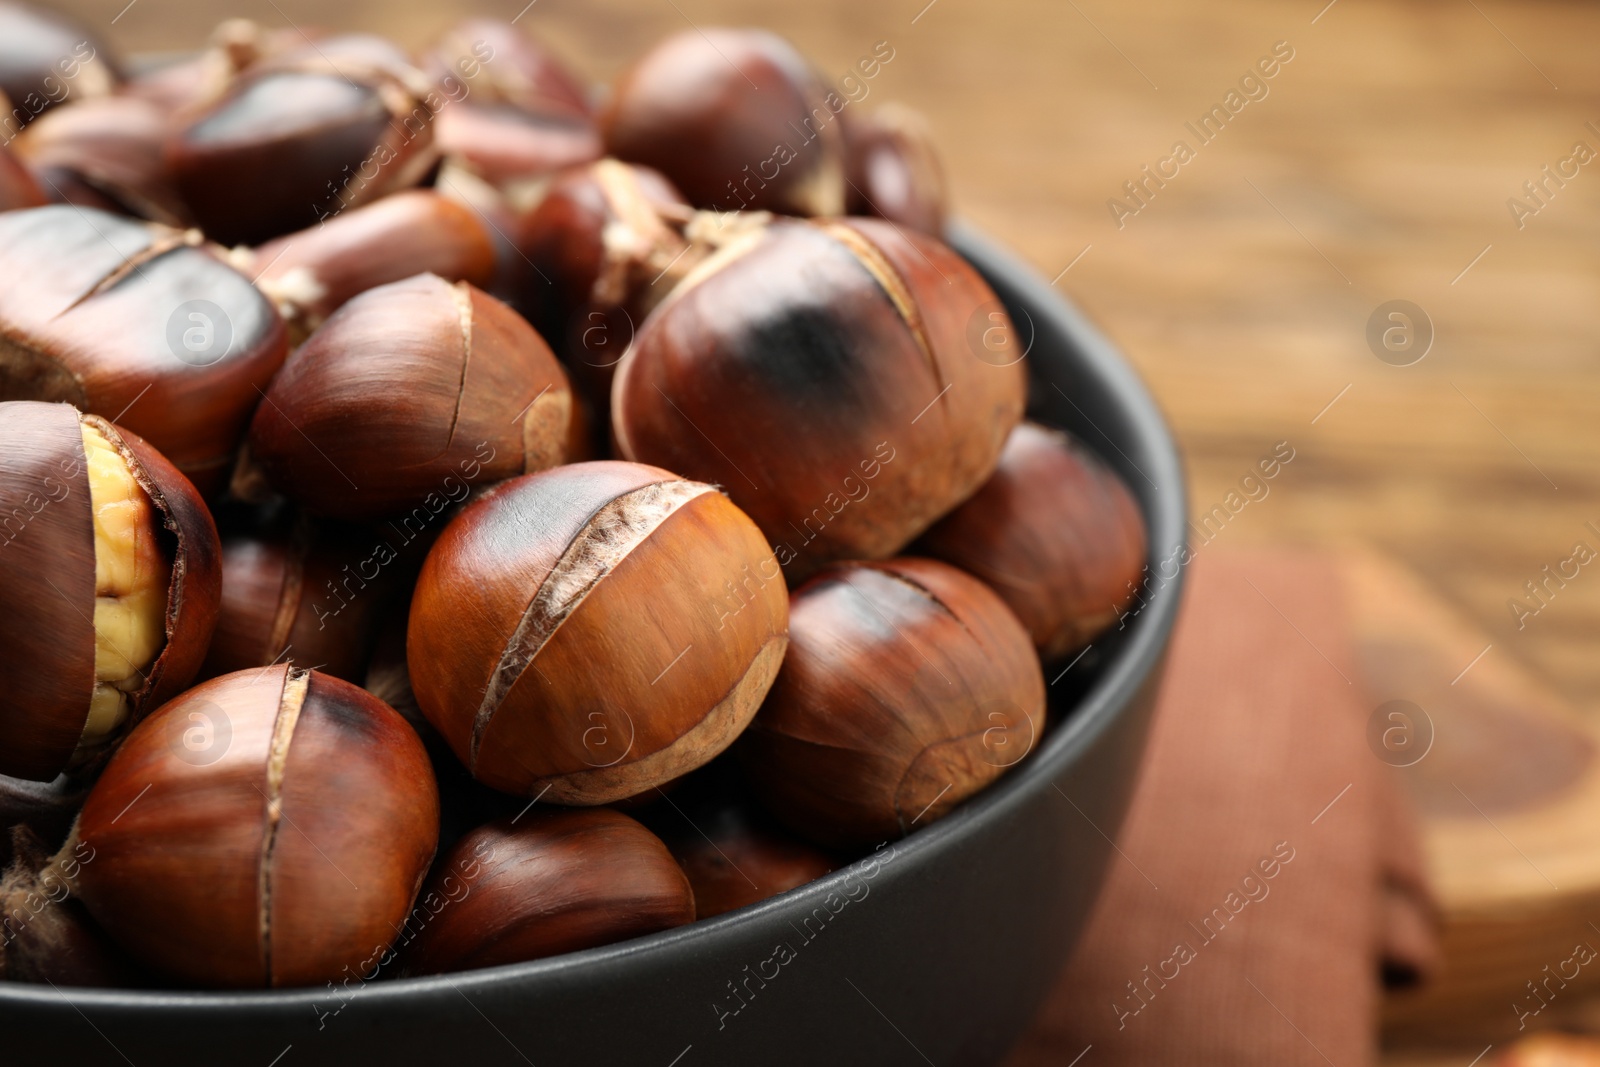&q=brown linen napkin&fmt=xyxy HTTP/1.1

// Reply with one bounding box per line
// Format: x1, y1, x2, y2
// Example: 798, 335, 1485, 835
1007, 548, 1439, 1066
